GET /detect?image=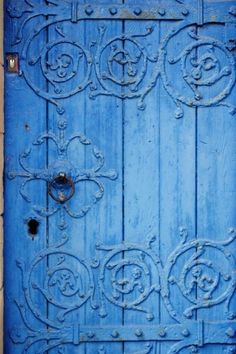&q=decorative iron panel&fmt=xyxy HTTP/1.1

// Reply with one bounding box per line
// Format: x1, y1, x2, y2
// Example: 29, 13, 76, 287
4, 1, 236, 353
